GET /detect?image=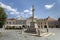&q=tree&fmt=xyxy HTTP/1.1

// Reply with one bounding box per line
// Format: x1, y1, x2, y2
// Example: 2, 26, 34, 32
0, 7, 7, 28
